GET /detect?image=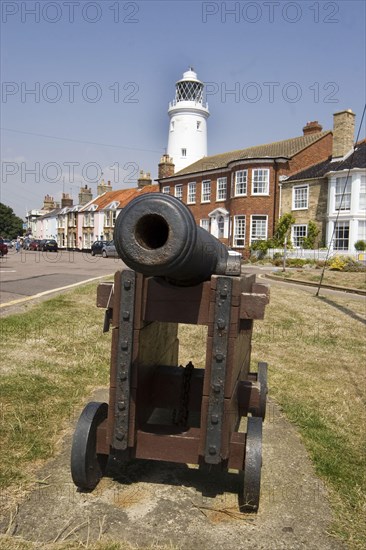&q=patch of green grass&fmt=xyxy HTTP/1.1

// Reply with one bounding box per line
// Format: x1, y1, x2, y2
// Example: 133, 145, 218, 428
0, 282, 111, 490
